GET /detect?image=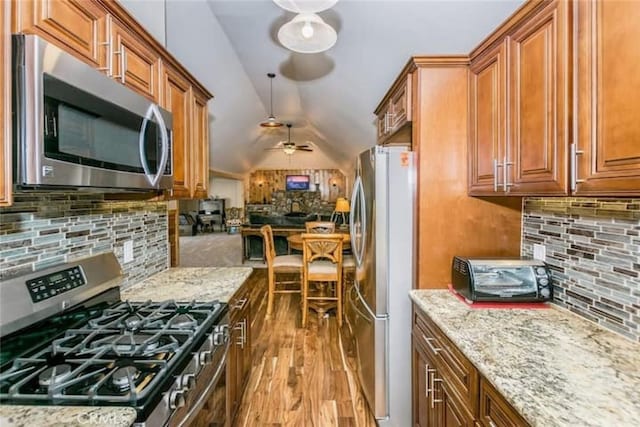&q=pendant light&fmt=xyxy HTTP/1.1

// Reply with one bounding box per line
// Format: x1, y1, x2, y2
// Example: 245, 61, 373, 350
277, 13, 337, 54
260, 73, 283, 128
273, 0, 338, 14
